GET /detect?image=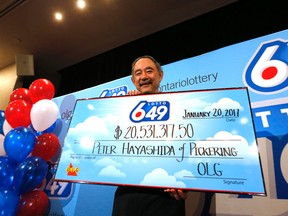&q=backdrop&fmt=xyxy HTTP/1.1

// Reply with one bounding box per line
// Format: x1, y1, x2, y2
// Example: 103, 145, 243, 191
47, 29, 288, 215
